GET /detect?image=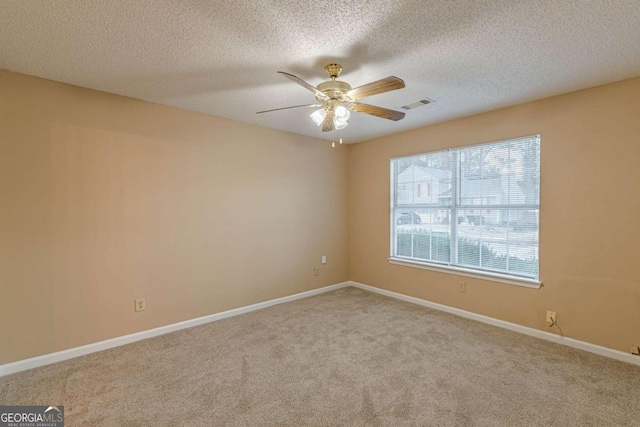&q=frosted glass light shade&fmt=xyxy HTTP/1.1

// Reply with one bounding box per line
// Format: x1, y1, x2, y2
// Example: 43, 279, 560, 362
334, 119, 348, 129
334, 105, 350, 121
310, 109, 326, 126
